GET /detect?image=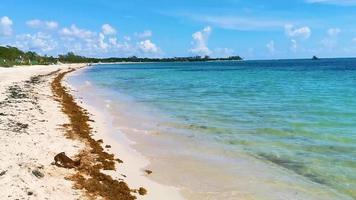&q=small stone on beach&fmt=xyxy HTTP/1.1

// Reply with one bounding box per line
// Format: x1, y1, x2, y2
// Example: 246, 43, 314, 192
105, 145, 111, 148
32, 169, 44, 178
138, 187, 147, 195
0, 170, 7, 176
